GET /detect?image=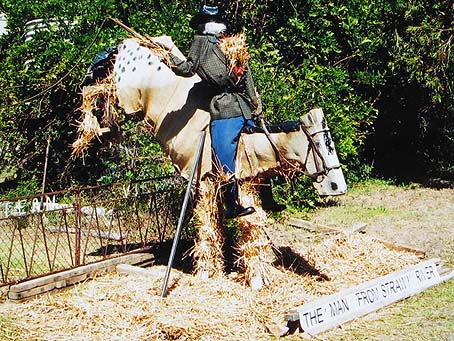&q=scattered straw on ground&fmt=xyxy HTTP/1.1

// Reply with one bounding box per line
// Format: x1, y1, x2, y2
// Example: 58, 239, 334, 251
0, 232, 421, 341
